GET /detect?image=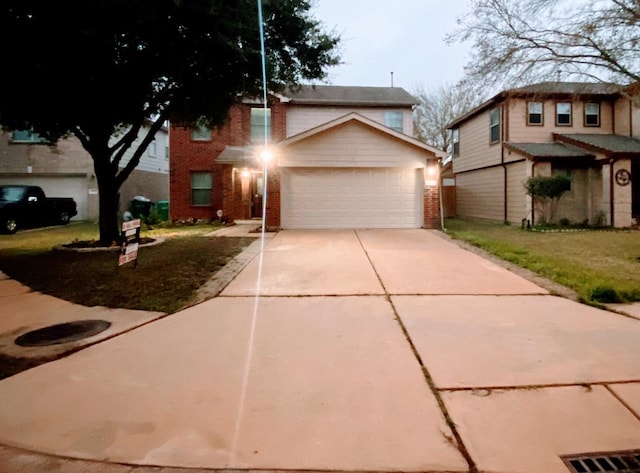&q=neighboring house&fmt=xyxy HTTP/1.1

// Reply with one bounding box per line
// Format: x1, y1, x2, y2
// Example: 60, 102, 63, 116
170, 85, 445, 230
0, 123, 169, 221
447, 82, 640, 227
